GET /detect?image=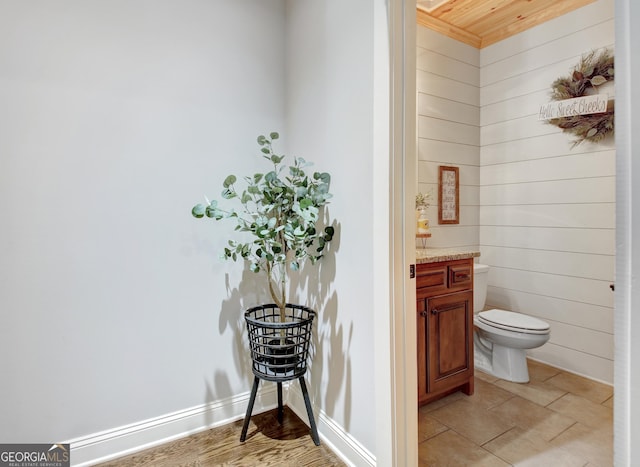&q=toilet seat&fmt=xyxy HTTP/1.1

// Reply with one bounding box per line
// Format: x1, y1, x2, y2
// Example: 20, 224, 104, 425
477, 309, 550, 335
